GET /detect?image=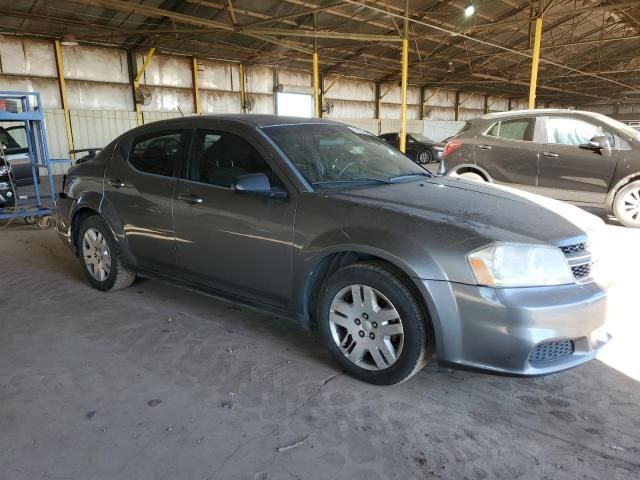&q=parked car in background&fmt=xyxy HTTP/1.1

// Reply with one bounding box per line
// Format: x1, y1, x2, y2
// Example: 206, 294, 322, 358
0, 124, 38, 188
442, 109, 640, 228
56, 115, 609, 385
379, 132, 445, 164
